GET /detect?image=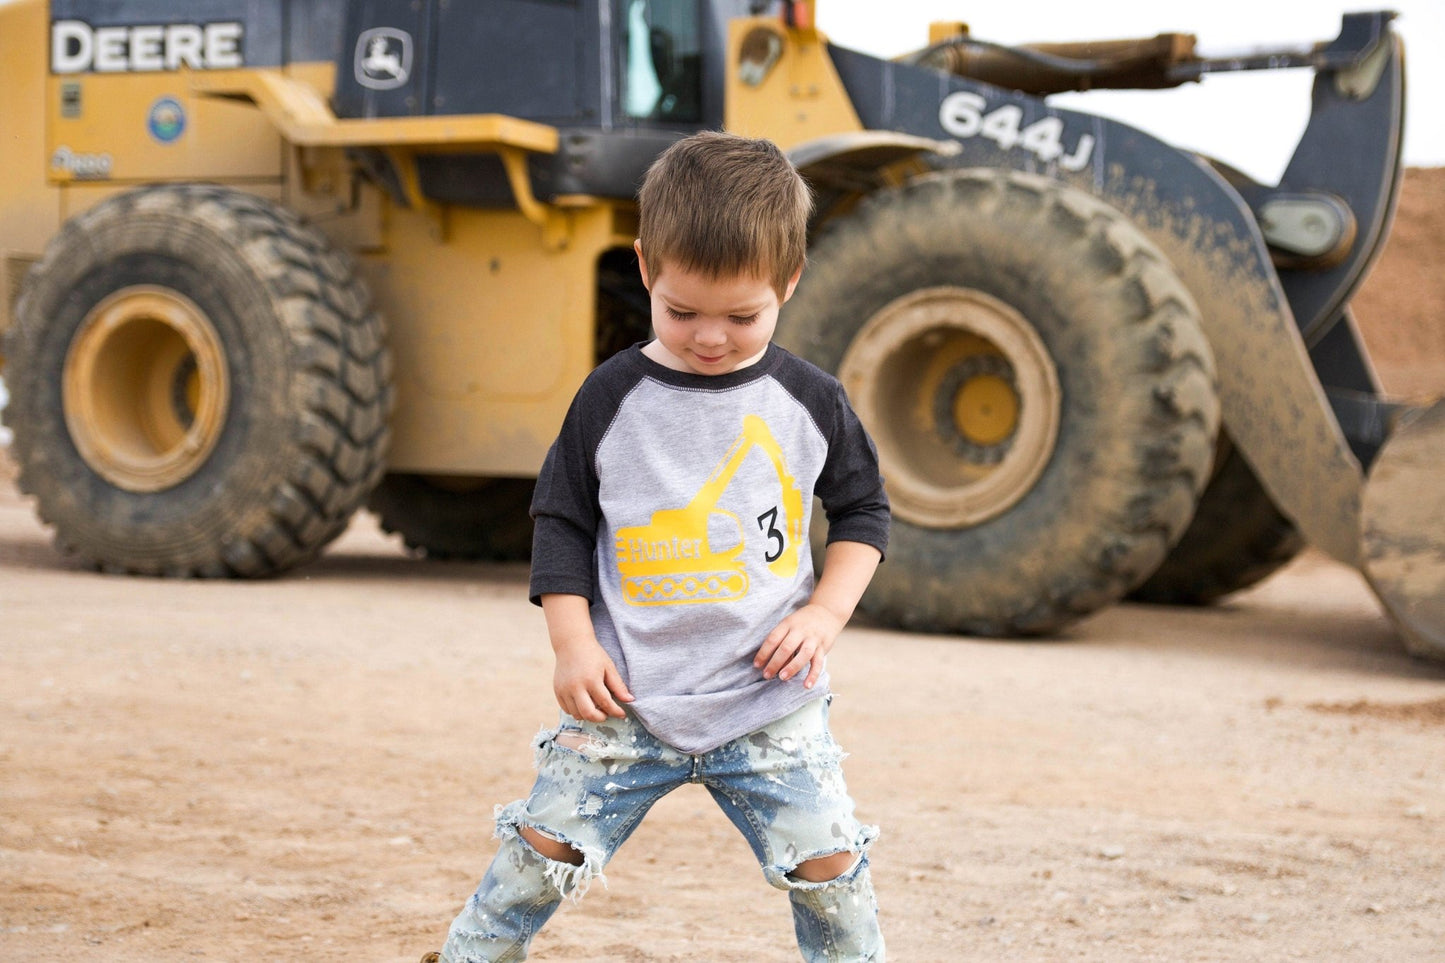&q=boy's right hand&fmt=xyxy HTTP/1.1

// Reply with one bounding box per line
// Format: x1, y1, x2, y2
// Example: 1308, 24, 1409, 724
541, 593, 635, 721
552, 635, 635, 722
